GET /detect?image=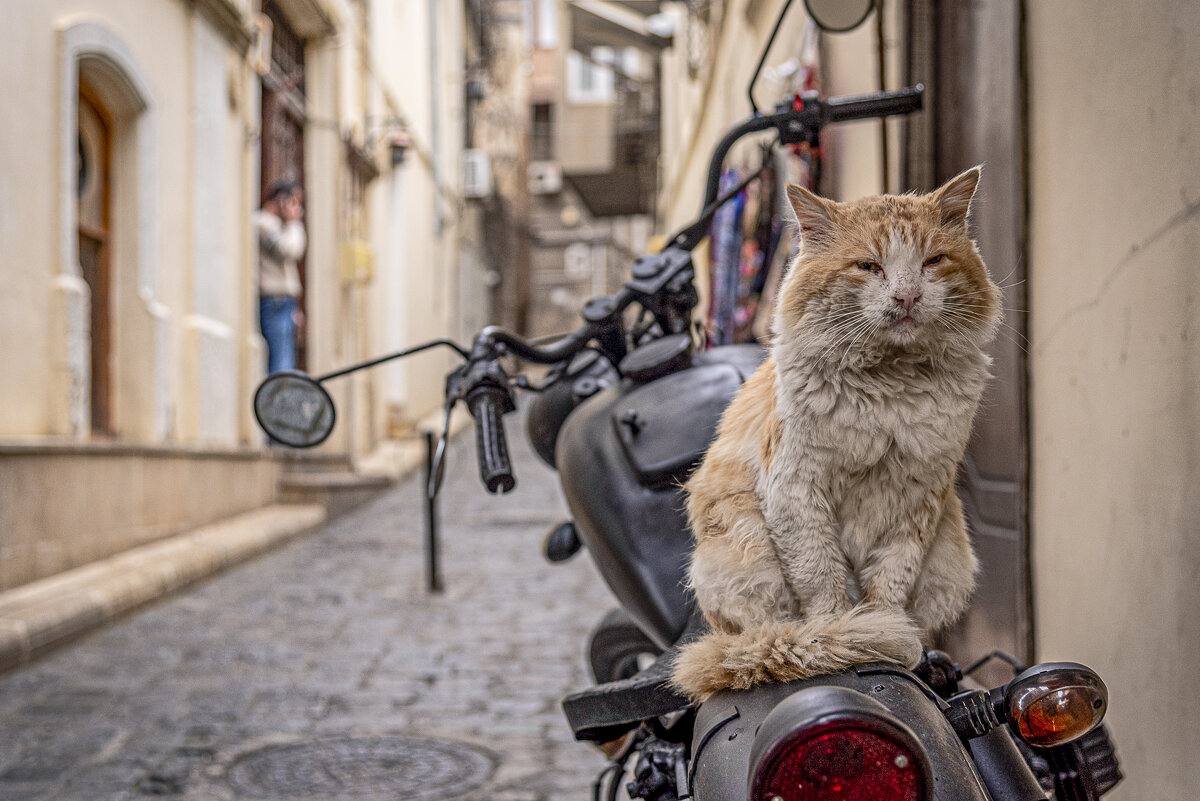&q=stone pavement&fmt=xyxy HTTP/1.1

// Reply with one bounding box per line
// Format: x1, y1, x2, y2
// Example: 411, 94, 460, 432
0, 424, 616, 801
